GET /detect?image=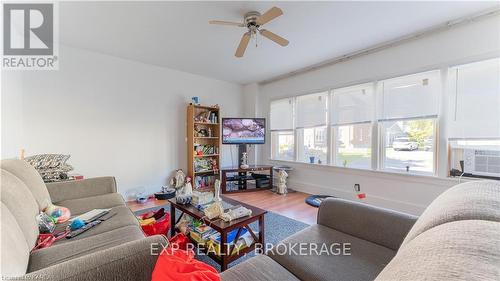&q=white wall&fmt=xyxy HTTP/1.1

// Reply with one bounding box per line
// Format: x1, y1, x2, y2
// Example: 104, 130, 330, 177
1, 45, 243, 199
253, 14, 500, 215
